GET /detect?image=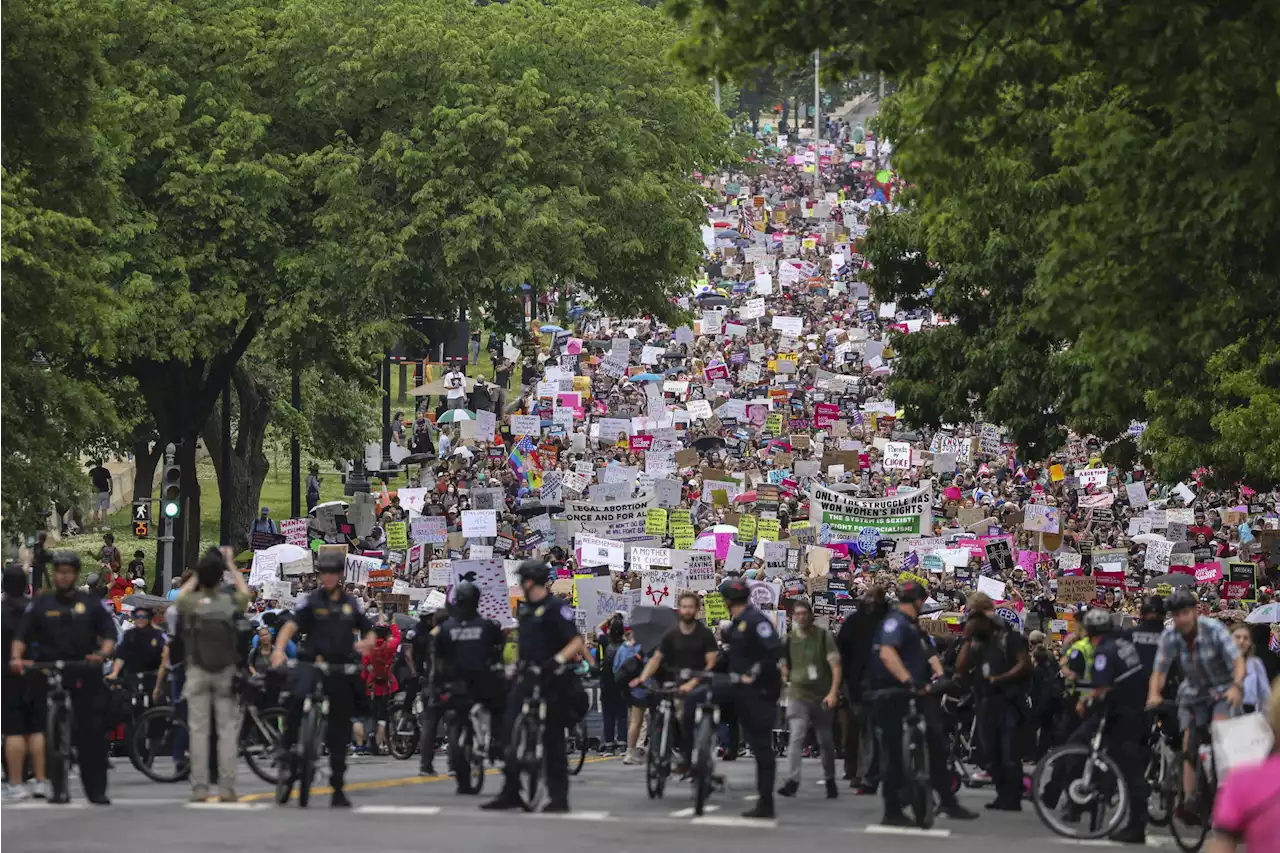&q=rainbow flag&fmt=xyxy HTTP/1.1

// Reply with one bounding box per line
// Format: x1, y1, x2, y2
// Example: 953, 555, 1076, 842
509, 435, 542, 487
